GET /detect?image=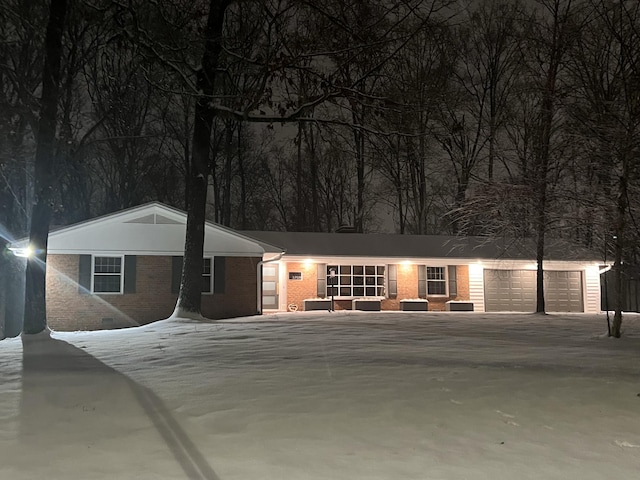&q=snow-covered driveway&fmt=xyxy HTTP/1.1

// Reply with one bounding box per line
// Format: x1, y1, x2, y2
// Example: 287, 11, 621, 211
2, 312, 640, 479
